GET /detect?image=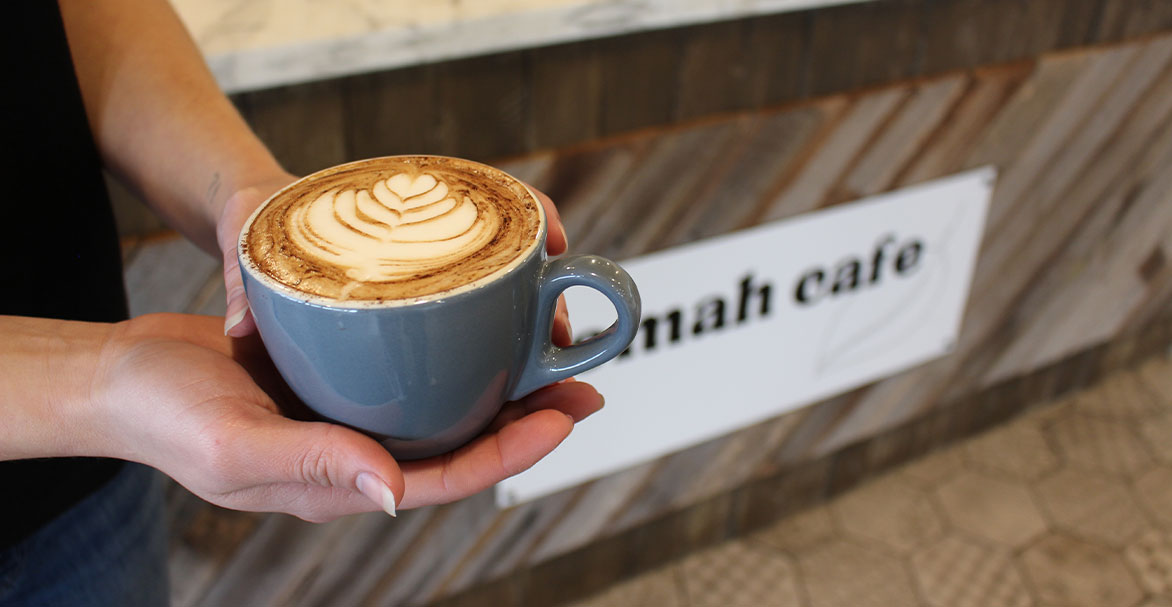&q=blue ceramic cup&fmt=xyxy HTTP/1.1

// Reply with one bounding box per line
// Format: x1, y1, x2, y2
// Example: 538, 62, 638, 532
238, 160, 641, 459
